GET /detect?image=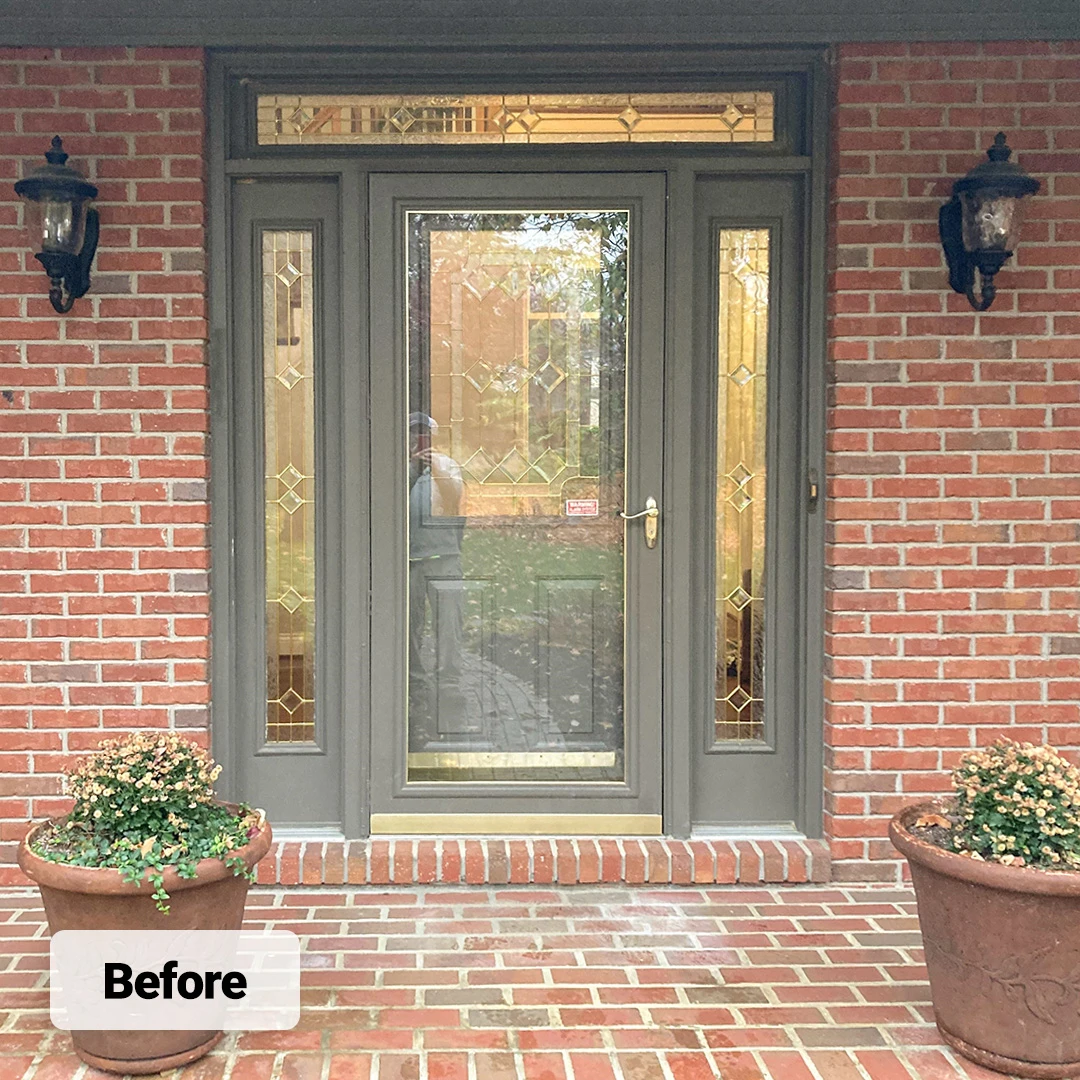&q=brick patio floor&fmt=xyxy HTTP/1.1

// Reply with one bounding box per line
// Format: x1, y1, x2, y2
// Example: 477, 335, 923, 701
0, 885, 1020, 1080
